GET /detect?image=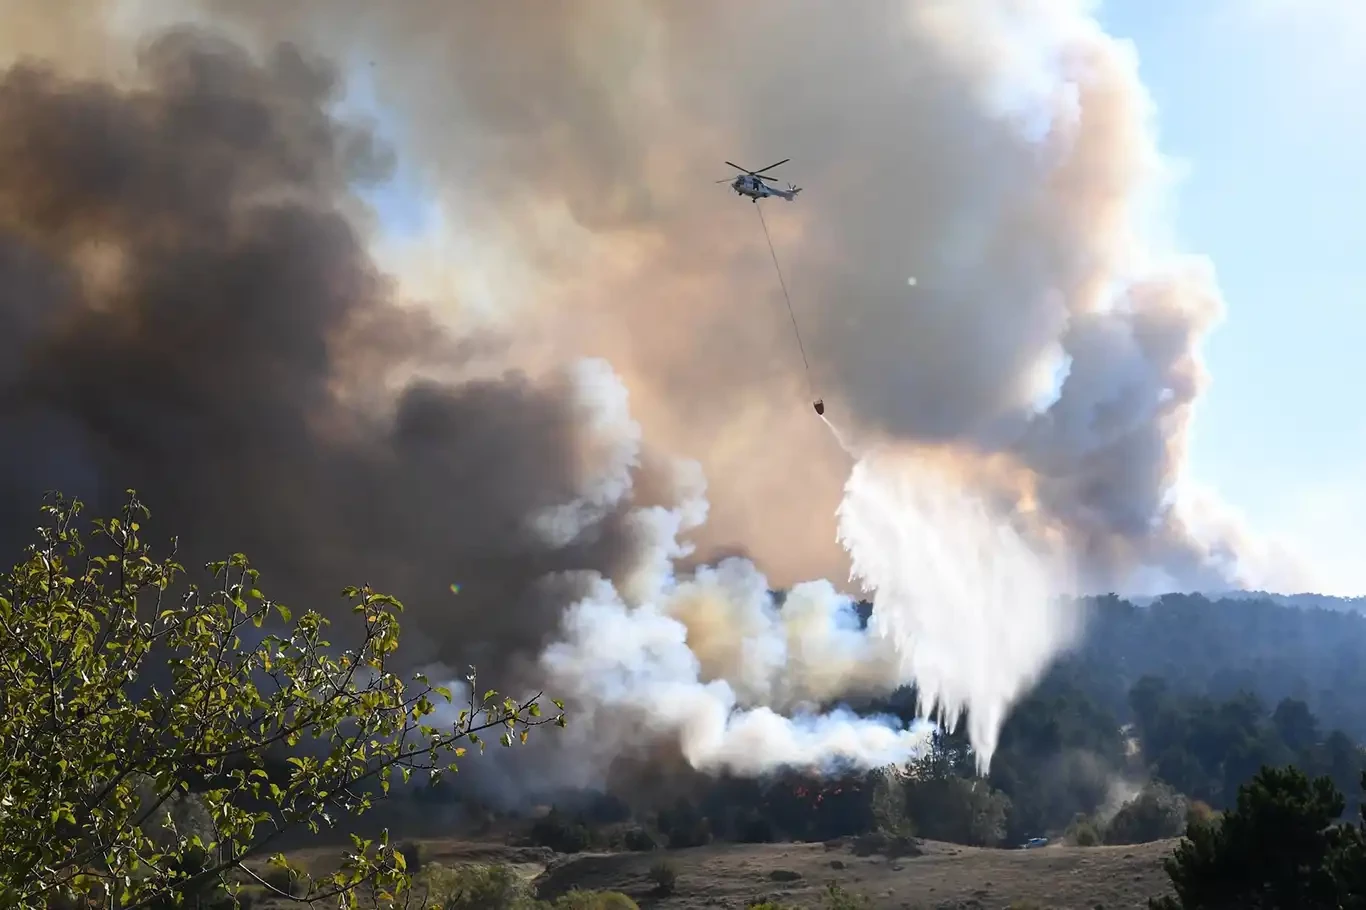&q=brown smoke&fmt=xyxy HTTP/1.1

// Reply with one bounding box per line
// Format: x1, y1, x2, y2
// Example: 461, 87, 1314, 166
0, 26, 662, 683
